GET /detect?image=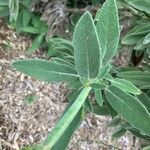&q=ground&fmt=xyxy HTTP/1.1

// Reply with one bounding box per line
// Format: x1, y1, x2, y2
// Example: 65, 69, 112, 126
0, 19, 141, 150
